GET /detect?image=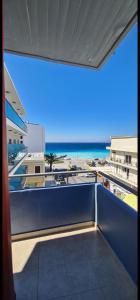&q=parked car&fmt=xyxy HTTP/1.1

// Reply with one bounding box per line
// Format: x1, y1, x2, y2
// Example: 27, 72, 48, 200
55, 175, 64, 180
56, 179, 66, 185
85, 173, 96, 177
